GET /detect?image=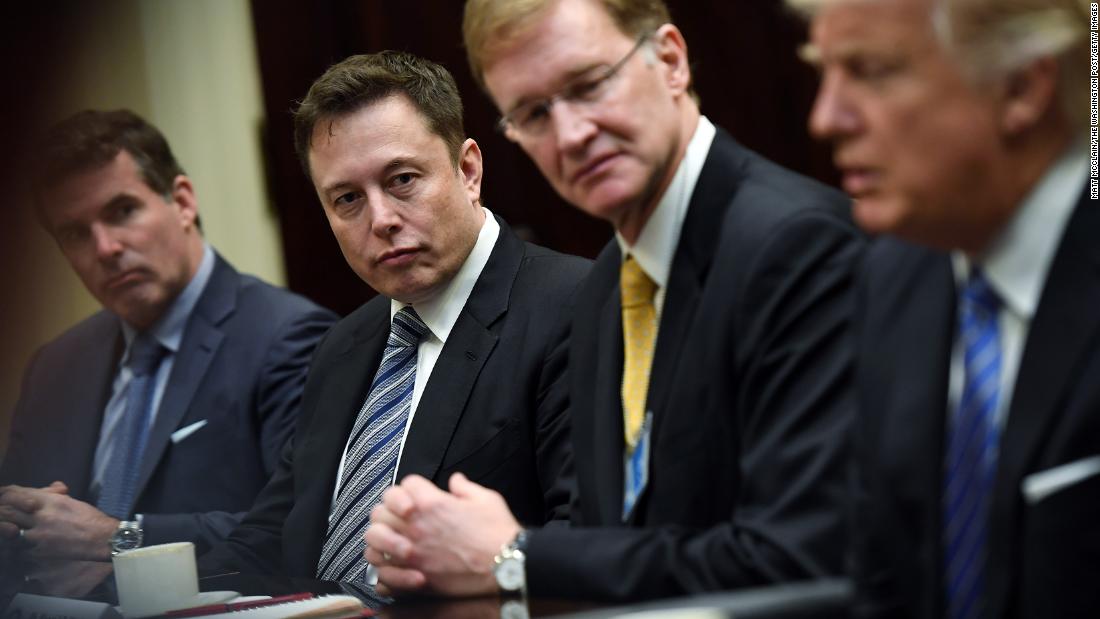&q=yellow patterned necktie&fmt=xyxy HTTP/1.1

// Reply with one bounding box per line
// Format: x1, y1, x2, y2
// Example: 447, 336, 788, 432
620, 255, 657, 451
